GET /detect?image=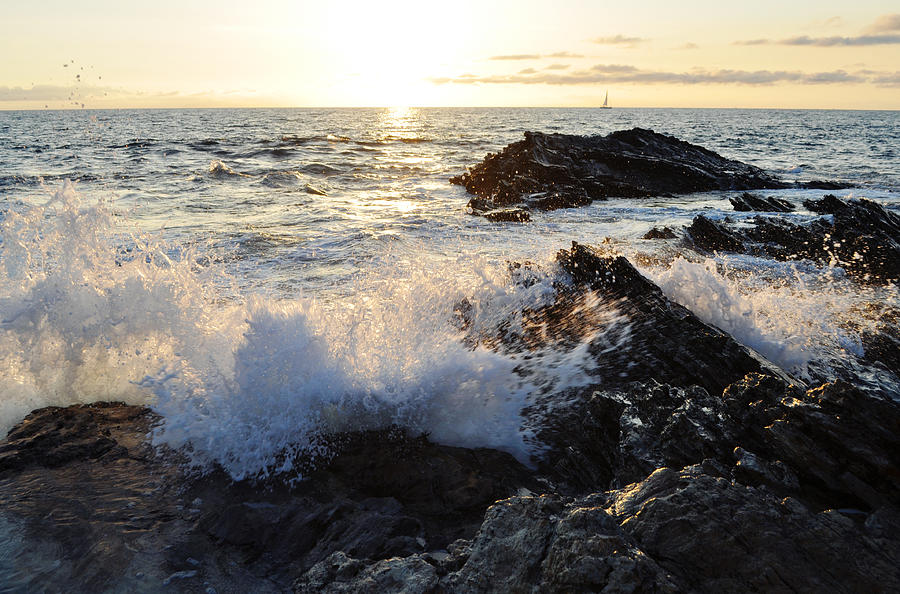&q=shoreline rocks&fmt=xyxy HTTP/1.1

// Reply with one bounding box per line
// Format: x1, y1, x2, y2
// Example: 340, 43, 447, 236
2, 241, 898, 592
686, 194, 900, 284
